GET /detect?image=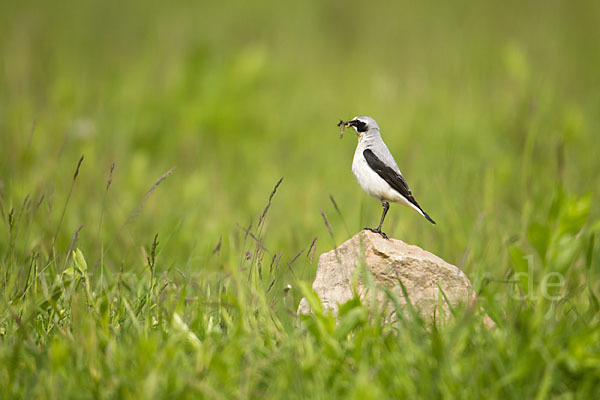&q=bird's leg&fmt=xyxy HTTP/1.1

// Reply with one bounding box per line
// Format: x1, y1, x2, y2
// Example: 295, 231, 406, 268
376, 200, 390, 231
365, 200, 390, 239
